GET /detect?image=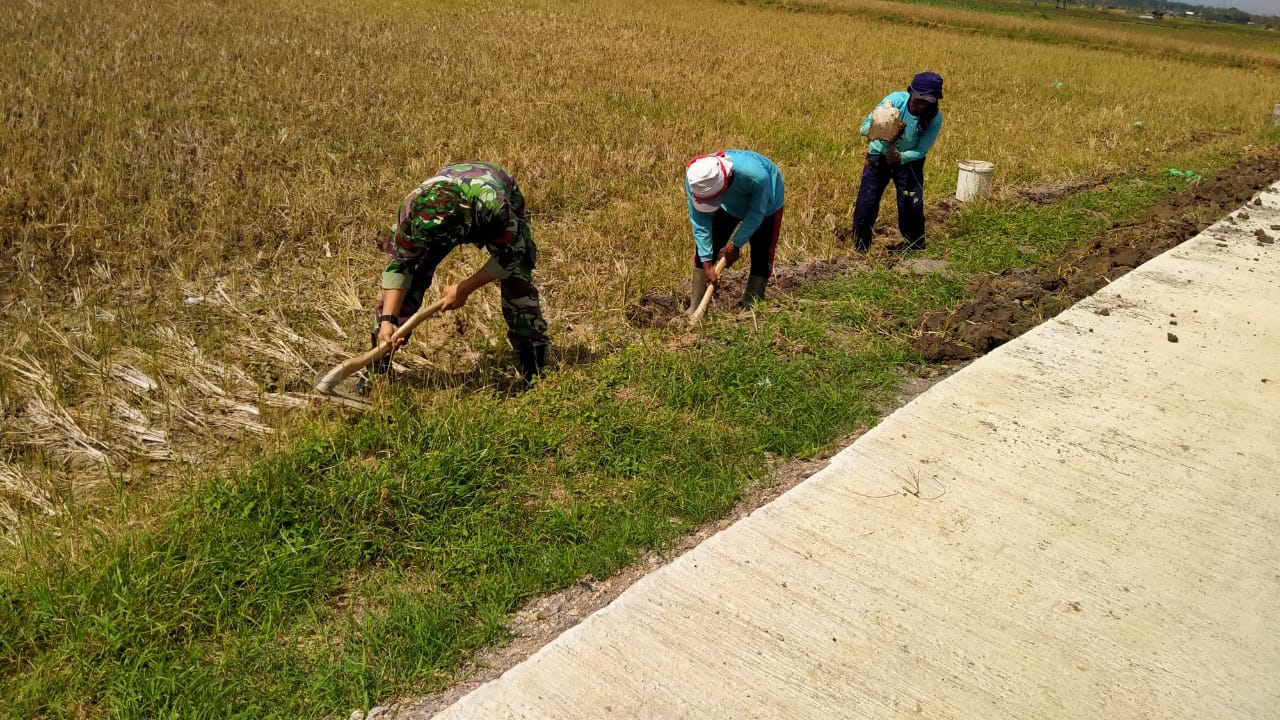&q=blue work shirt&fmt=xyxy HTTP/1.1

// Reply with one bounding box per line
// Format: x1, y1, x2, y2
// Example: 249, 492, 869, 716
685, 149, 785, 262
859, 91, 944, 164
